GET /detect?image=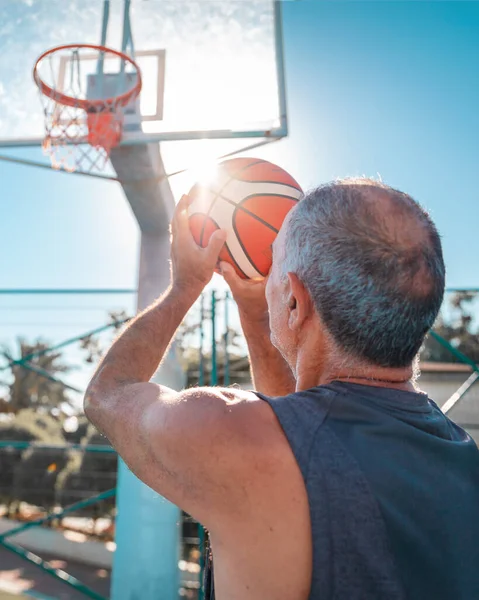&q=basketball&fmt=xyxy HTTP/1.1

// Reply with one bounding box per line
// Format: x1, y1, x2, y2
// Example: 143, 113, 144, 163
187, 157, 303, 279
